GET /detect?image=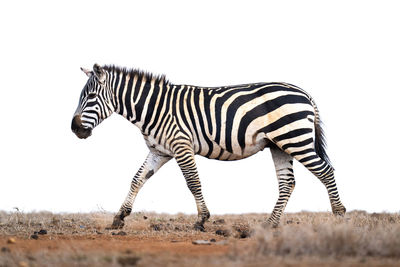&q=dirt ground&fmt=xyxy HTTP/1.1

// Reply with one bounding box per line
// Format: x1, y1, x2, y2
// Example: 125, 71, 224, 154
0, 233, 231, 256
1, 211, 400, 266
